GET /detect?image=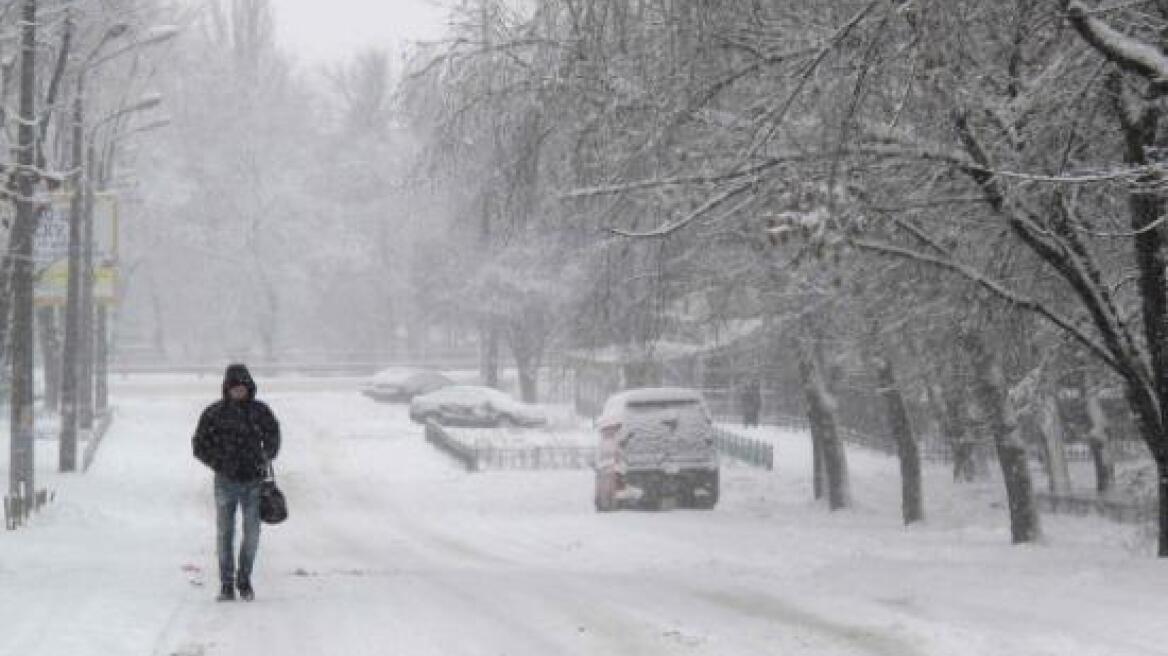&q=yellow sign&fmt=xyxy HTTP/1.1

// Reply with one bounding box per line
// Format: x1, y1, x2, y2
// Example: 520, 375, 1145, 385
34, 261, 118, 306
